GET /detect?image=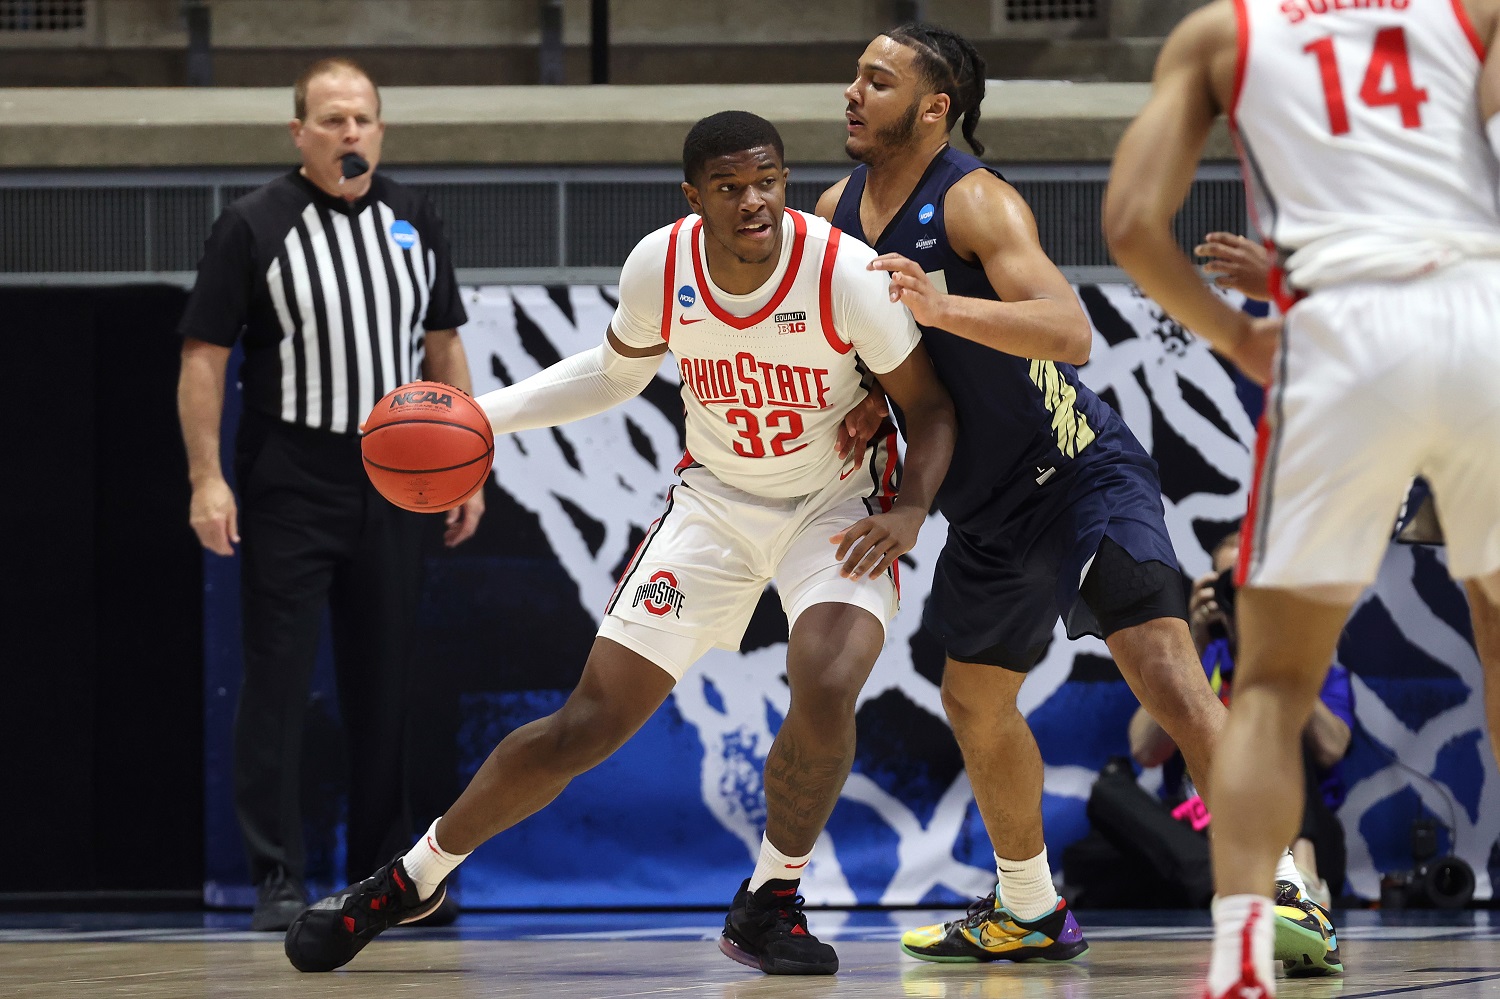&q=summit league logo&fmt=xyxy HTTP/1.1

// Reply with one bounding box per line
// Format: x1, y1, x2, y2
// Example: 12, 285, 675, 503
634, 569, 685, 618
